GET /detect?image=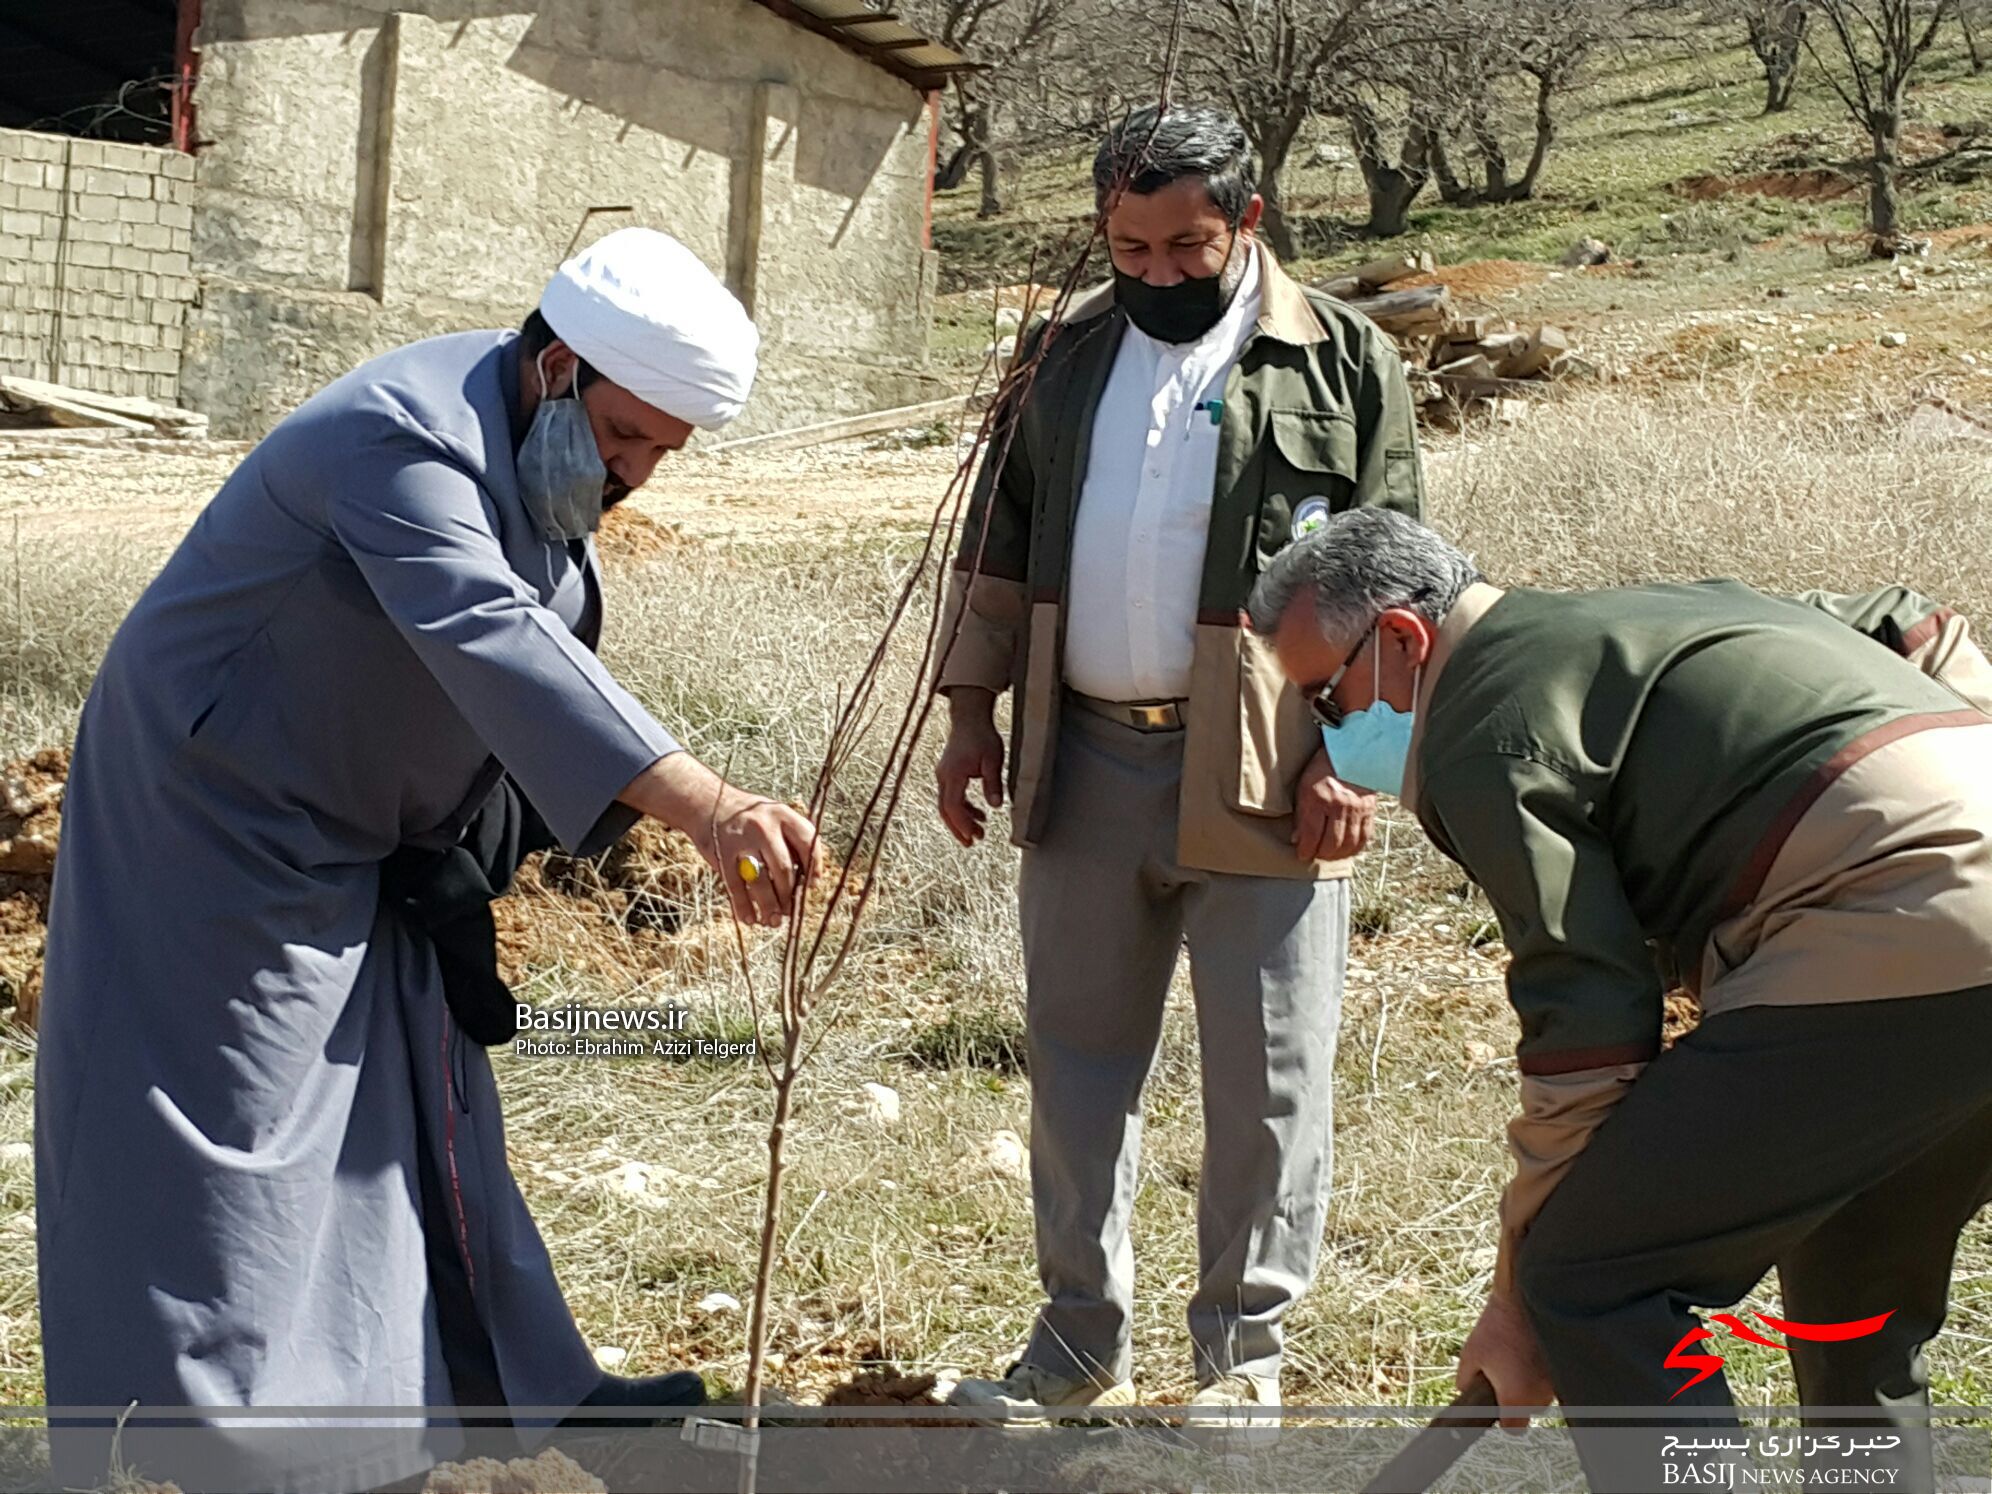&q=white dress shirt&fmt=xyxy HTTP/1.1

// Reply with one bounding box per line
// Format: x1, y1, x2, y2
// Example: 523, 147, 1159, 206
1063, 249, 1263, 702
